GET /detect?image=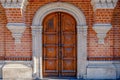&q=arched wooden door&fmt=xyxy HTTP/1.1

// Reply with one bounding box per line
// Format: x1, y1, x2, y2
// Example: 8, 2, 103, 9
43, 12, 77, 78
